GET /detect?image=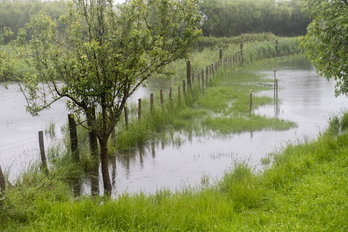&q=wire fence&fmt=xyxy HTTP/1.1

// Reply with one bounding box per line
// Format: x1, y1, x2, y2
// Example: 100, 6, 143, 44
0, 40, 298, 184
0, 136, 40, 182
